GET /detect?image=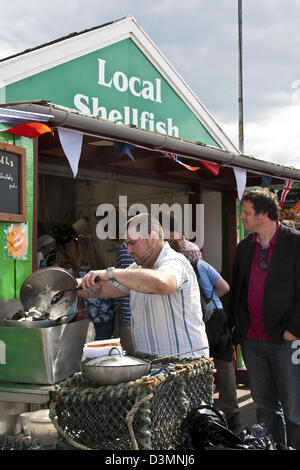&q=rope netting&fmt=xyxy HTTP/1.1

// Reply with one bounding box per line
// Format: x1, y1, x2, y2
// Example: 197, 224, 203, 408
49, 354, 215, 450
